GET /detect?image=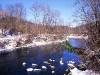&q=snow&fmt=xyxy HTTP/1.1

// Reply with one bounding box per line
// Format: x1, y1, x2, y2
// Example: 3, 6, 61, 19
32, 40, 65, 46
70, 68, 99, 75
0, 35, 20, 52
0, 33, 88, 53
67, 34, 88, 40
5, 45, 14, 49
0, 34, 66, 54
